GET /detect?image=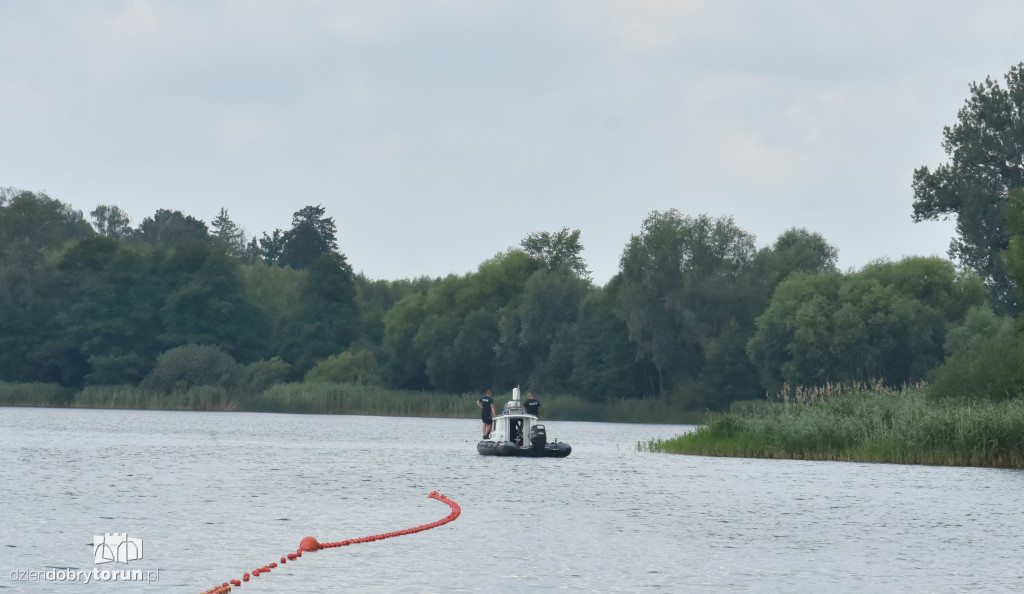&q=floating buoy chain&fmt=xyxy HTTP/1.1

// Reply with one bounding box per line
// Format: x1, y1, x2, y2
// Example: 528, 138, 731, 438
200, 491, 461, 593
